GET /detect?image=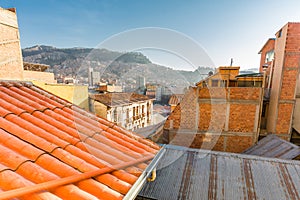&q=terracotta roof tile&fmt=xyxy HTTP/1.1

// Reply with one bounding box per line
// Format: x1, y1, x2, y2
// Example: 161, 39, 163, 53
0, 81, 160, 199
